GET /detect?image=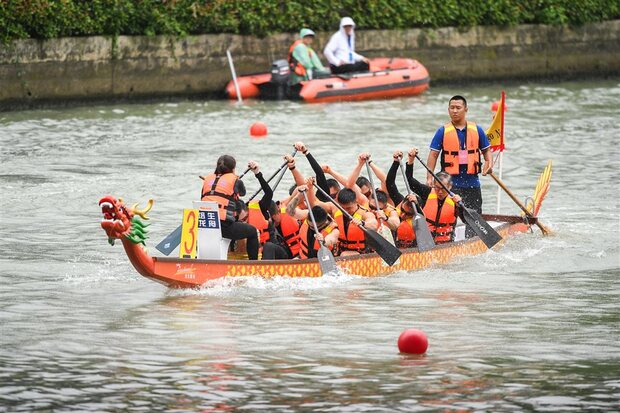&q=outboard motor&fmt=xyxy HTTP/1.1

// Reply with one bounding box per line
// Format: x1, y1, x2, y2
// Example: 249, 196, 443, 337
258, 59, 291, 100
270, 59, 290, 84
